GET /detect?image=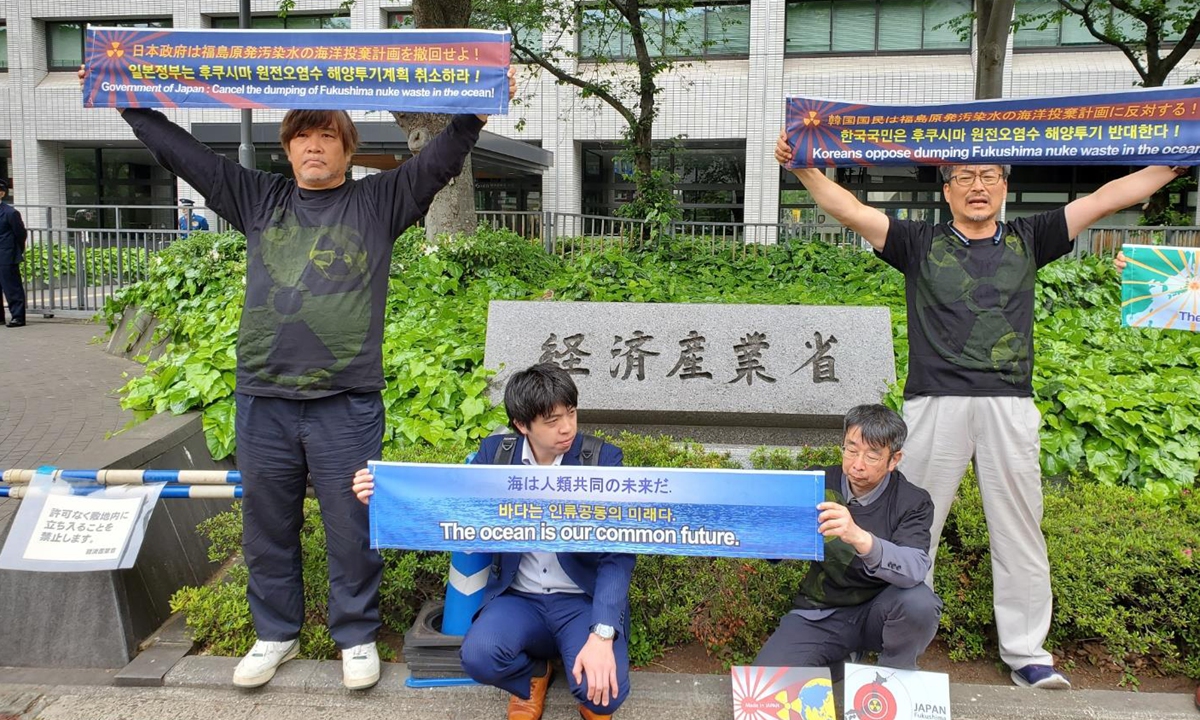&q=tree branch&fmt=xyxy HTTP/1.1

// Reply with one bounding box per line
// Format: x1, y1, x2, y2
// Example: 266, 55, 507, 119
1059, 0, 1151, 84
510, 33, 640, 129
